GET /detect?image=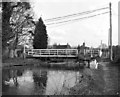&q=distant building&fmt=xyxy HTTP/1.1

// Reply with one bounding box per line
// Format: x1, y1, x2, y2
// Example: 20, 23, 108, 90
52, 43, 71, 49
98, 42, 109, 58
77, 42, 90, 56
98, 43, 108, 49
77, 42, 103, 58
